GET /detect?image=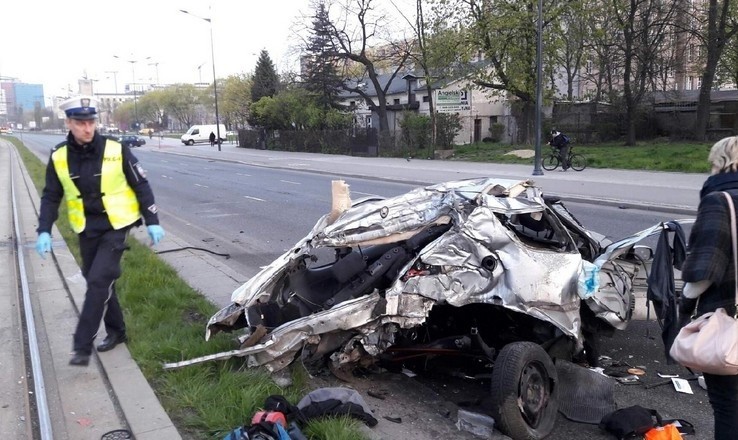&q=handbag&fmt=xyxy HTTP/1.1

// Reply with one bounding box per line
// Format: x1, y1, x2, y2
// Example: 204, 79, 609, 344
669, 191, 738, 375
